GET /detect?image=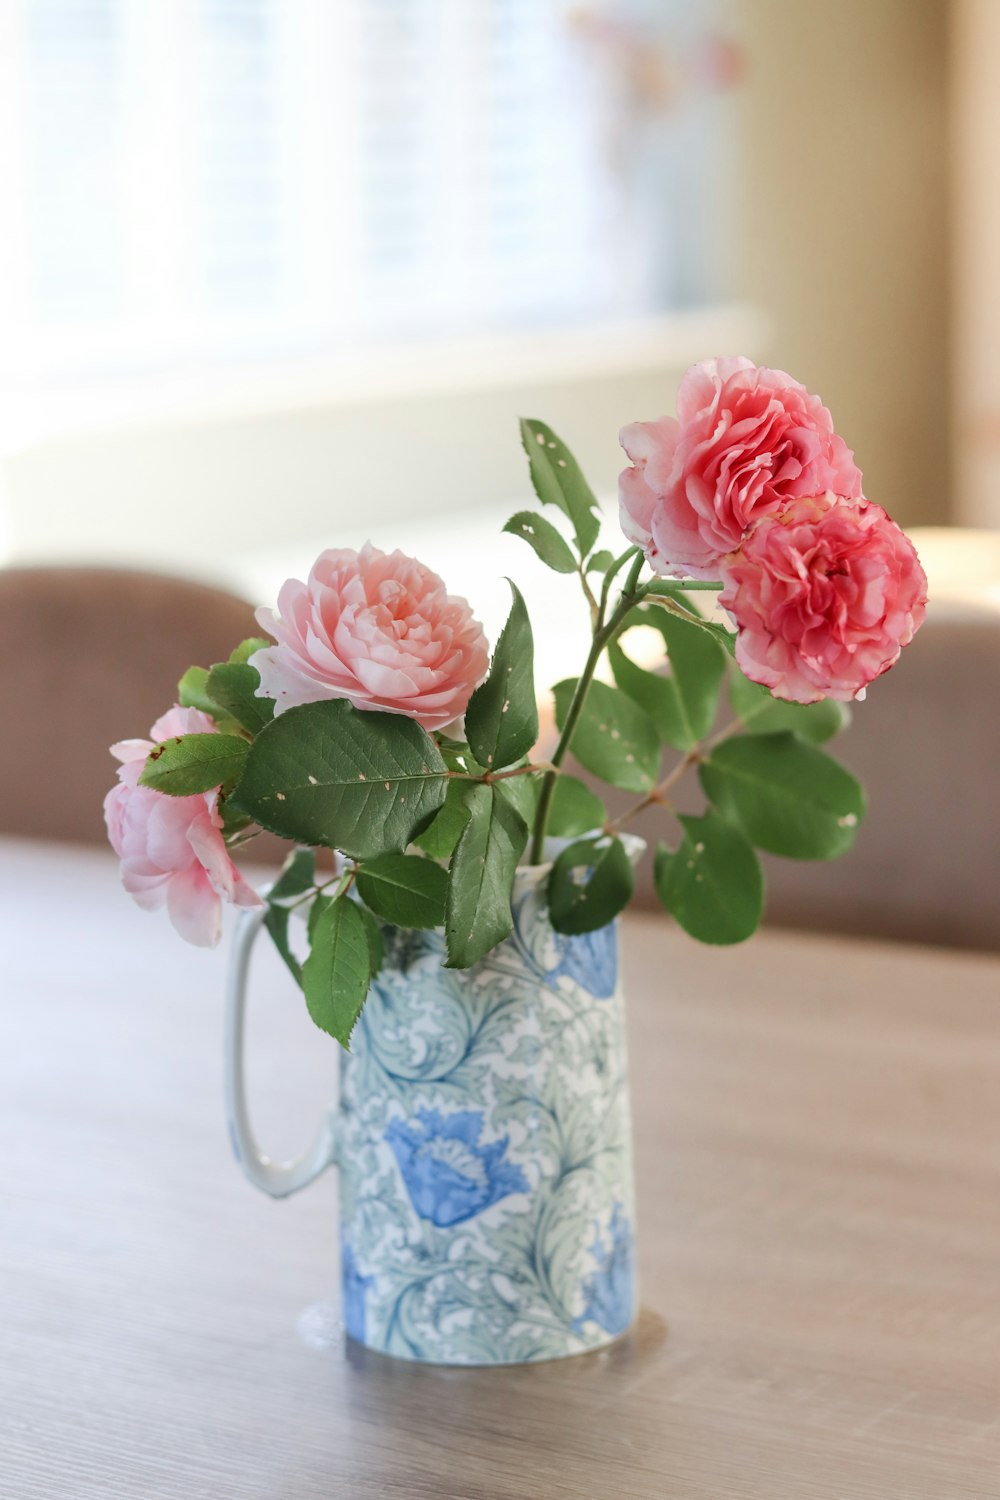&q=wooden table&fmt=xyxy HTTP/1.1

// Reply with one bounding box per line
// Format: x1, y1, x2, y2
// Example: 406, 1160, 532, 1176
3, 838, 1000, 1499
